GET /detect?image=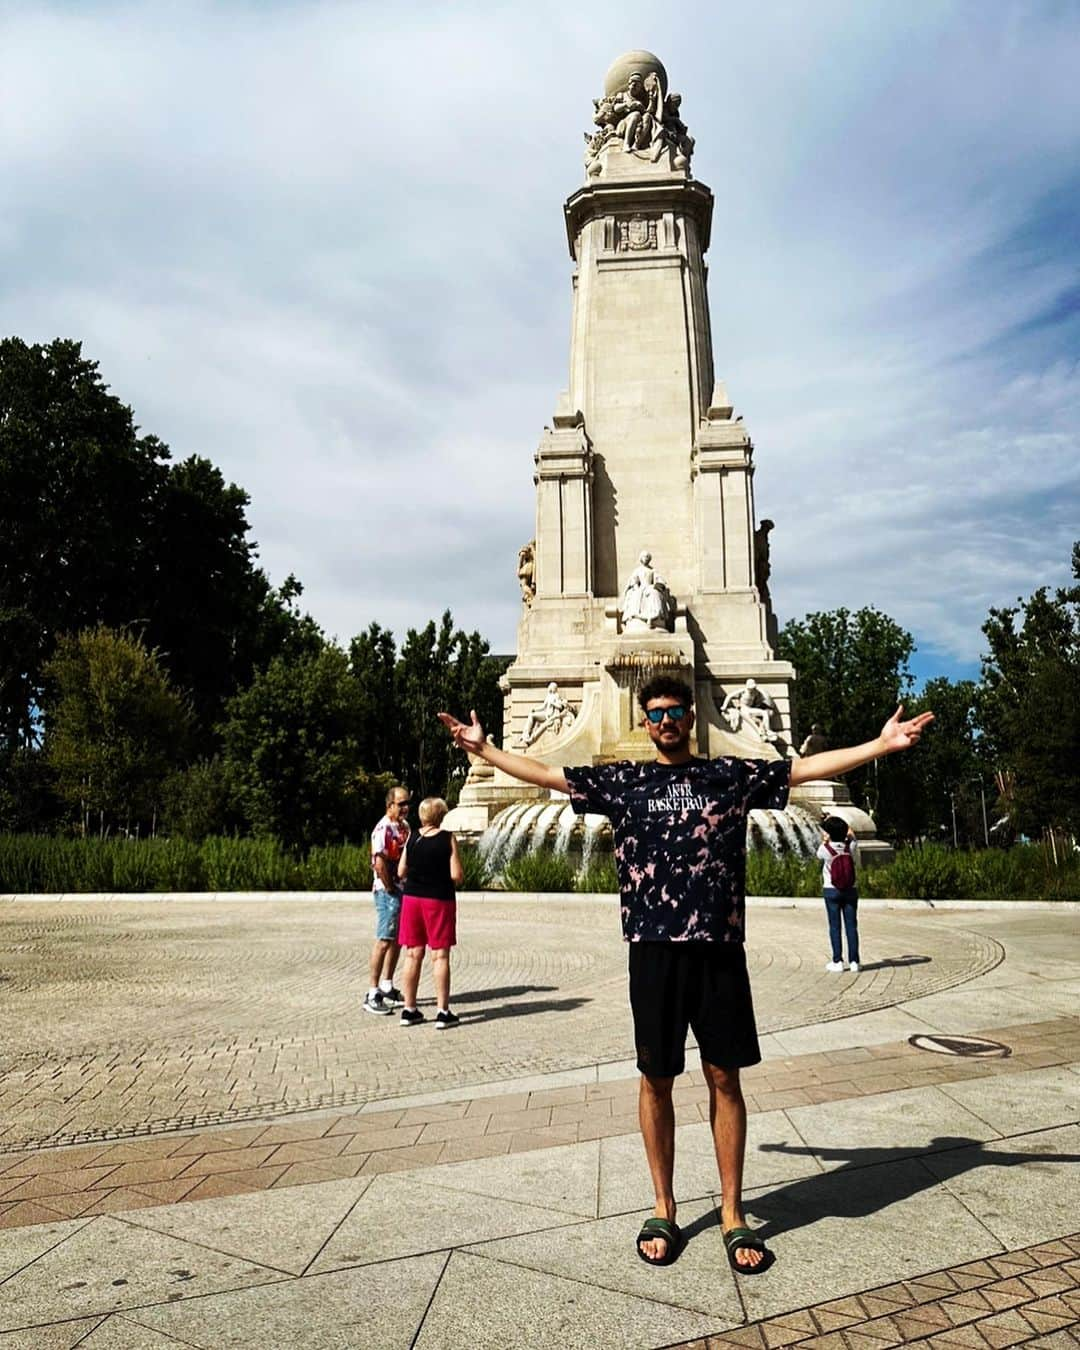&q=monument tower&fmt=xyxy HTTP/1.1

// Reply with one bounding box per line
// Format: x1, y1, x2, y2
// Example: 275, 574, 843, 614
452, 51, 833, 833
